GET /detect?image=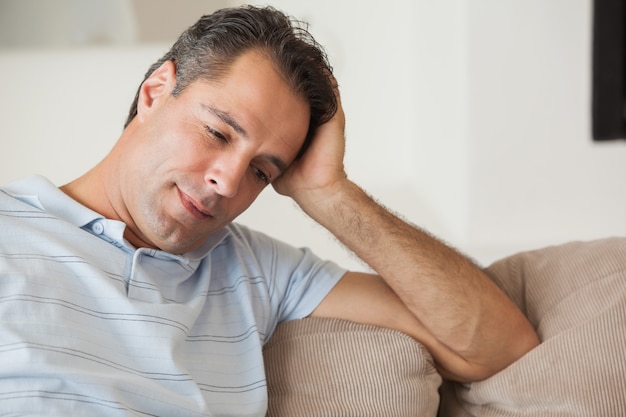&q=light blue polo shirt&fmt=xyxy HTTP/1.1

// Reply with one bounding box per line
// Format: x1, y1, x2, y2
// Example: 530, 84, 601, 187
0, 175, 345, 416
